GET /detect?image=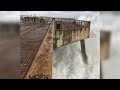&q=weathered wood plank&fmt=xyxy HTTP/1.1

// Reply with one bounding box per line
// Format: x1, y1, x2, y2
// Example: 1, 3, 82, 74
24, 19, 55, 79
